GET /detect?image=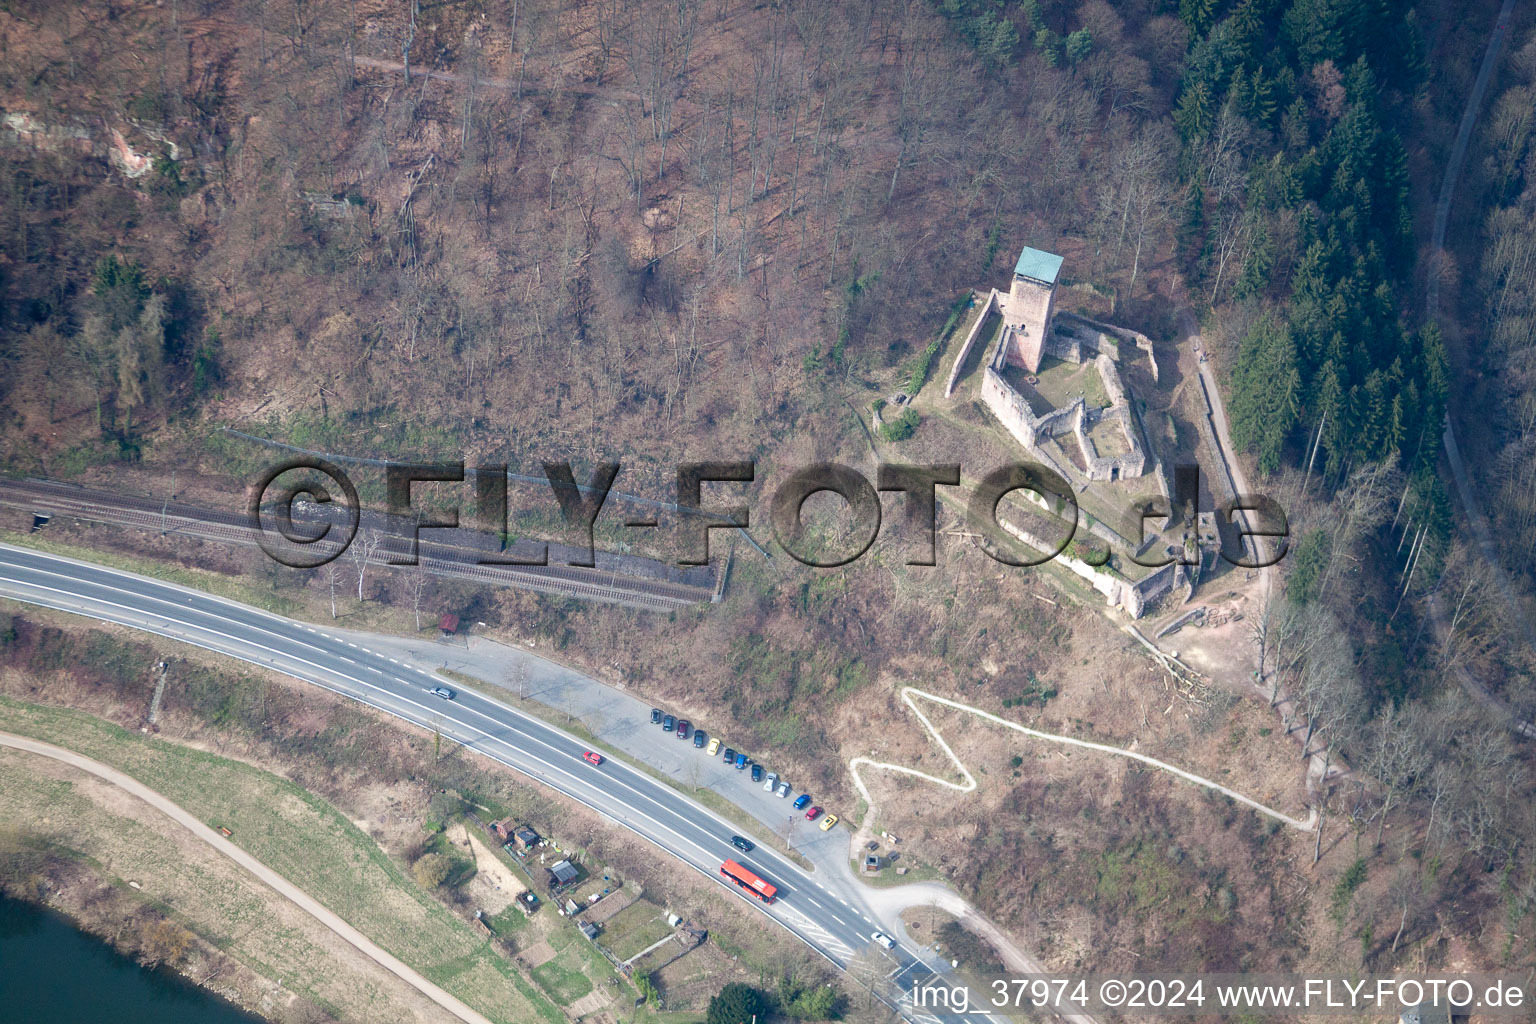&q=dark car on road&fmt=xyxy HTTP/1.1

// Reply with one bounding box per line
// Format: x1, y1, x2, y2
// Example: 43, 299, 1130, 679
650, 708, 663, 724
676, 720, 691, 740
750, 764, 764, 783
693, 730, 707, 748
730, 835, 754, 853
663, 714, 676, 732
722, 747, 736, 764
